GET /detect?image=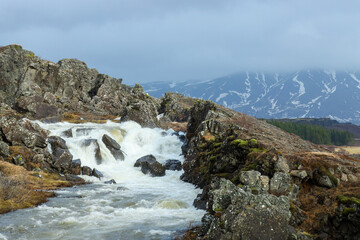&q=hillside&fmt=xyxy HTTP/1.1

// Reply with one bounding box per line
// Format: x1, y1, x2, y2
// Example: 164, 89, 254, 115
143, 70, 360, 125
0, 45, 359, 239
